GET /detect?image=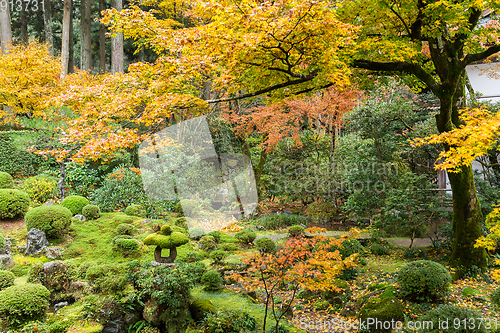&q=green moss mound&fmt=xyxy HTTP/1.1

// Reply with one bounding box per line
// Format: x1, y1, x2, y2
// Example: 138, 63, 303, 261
235, 229, 257, 244
0, 172, 13, 189
287, 225, 305, 237
0, 283, 50, 328
112, 236, 140, 252
22, 175, 57, 203
0, 189, 31, 220
397, 260, 451, 302
82, 204, 101, 220
0, 270, 15, 290
24, 205, 72, 238
254, 237, 277, 253
124, 204, 147, 217
412, 304, 485, 332
189, 226, 207, 240
116, 223, 134, 236
189, 299, 216, 321
358, 296, 404, 333
199, 235, 217, 251
61, 195, 90, 215
144, 231, 189, 249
